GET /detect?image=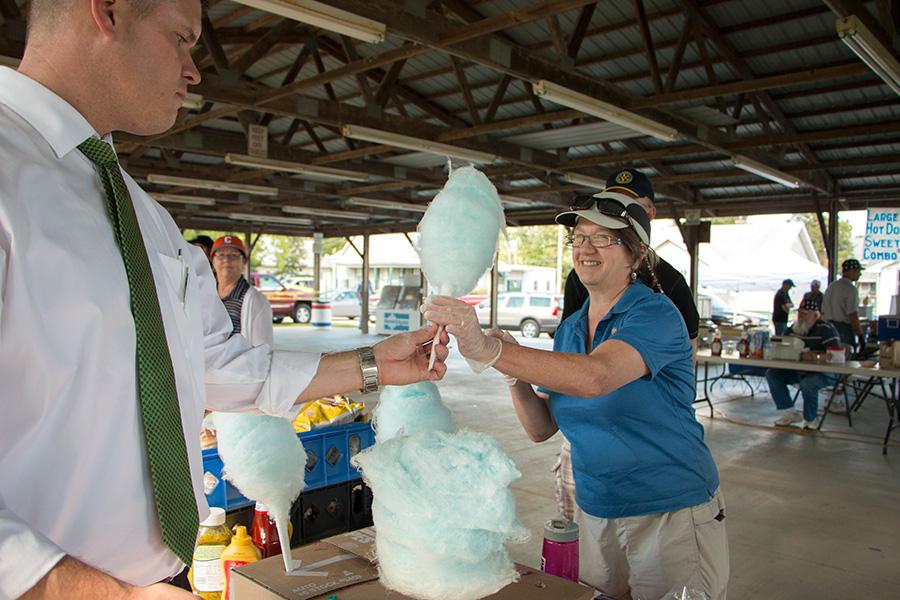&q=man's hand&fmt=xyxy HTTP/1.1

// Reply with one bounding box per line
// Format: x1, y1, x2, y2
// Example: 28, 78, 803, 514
373, 323, 449, 386
486, 328, 517, 345
421, 296, 501, 364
